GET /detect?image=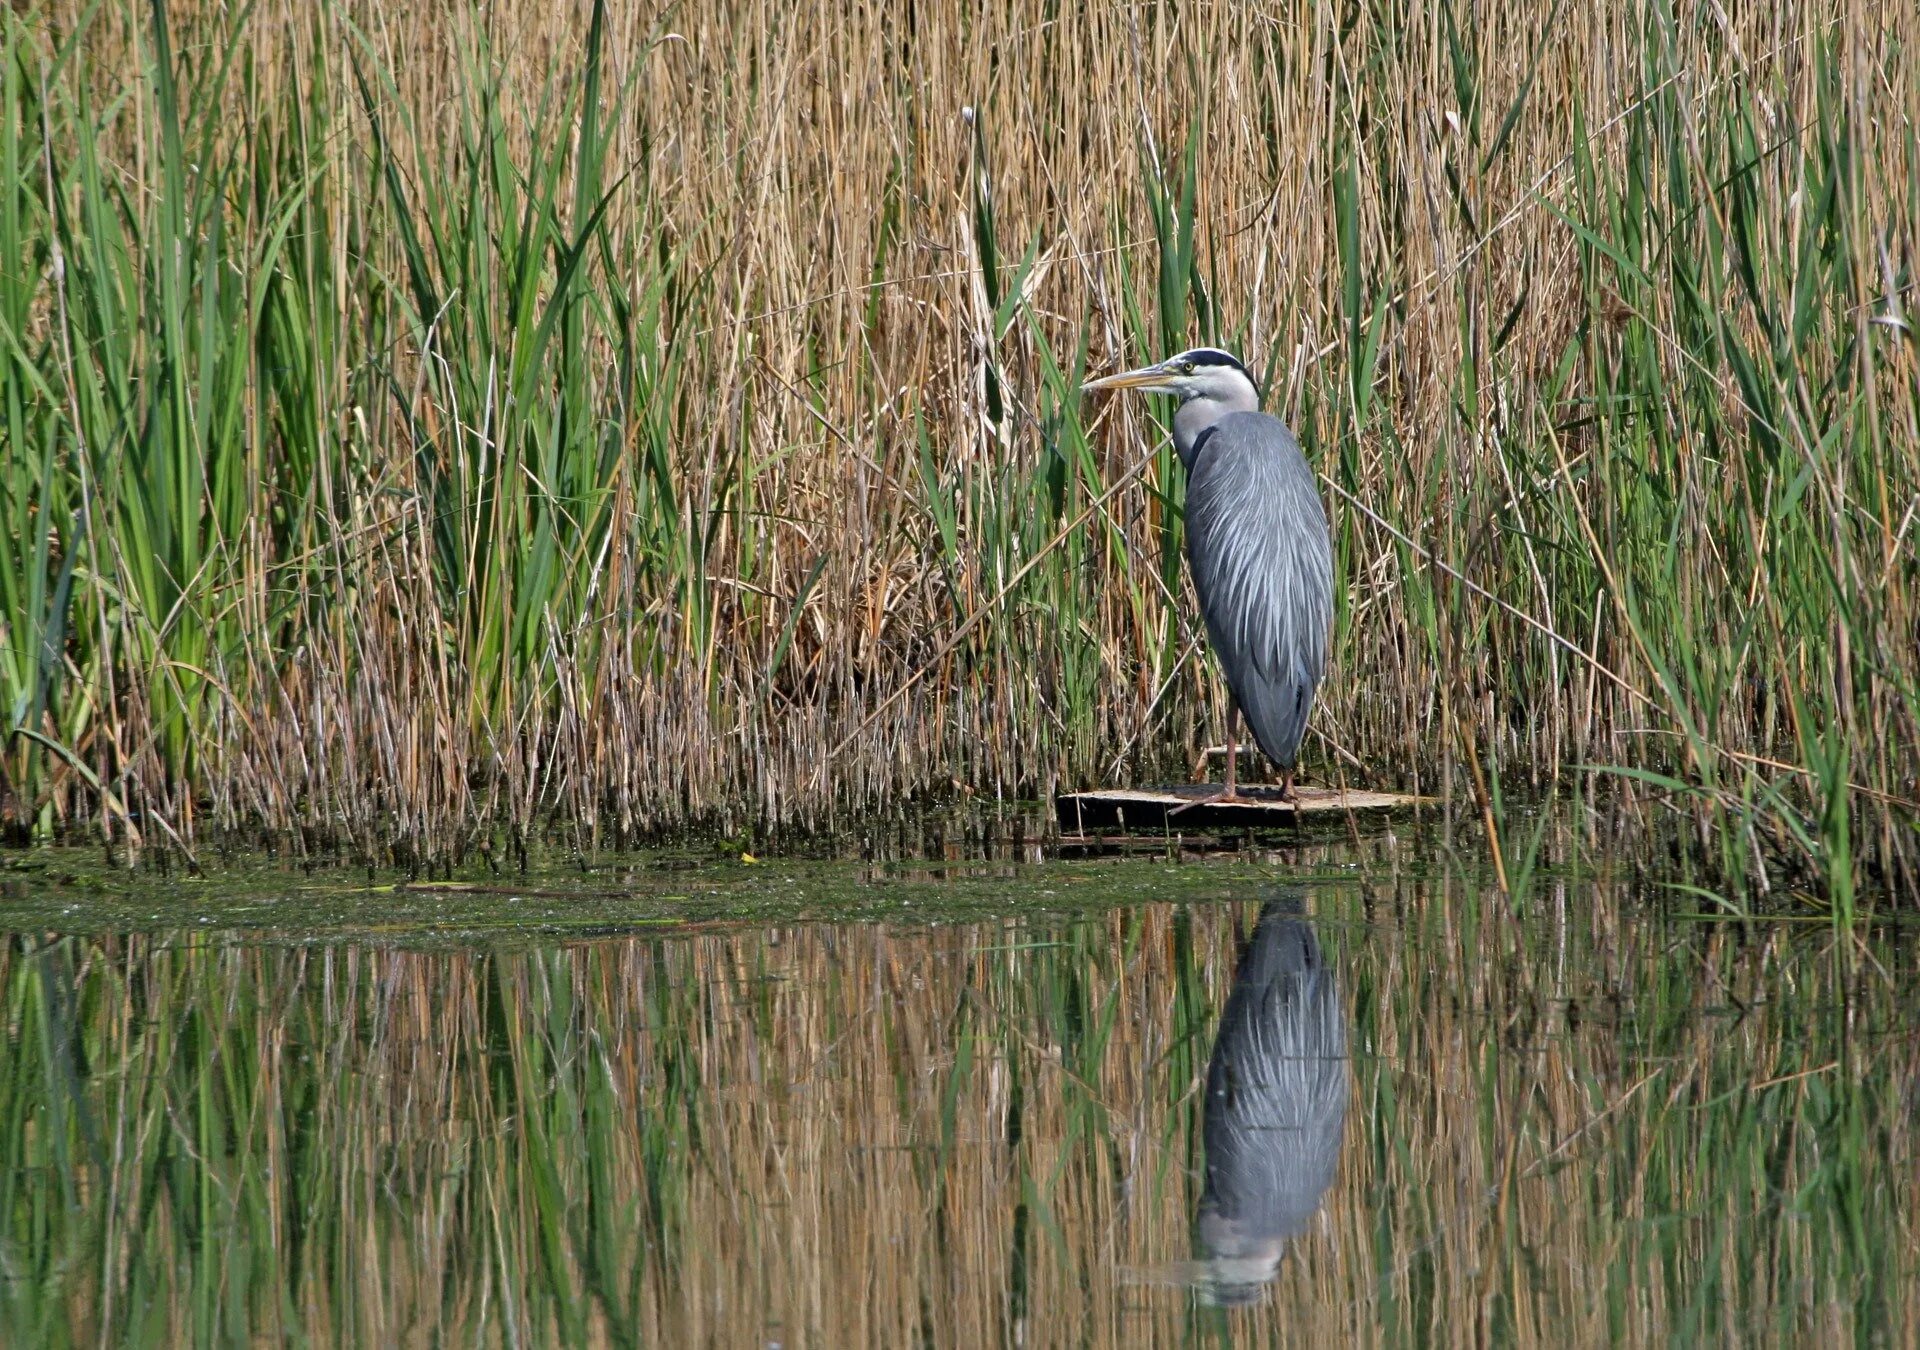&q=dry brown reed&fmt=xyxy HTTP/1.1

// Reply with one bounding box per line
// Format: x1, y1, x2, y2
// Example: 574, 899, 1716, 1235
7, 0, 1917, 891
